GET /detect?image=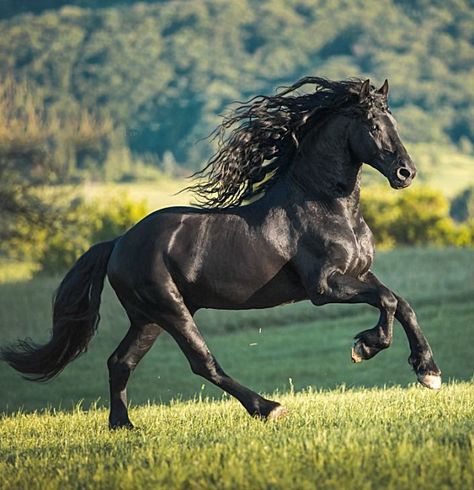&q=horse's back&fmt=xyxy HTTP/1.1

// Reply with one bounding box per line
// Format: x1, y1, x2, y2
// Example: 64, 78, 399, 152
106, 204, 305, 310
107, 206, 204, 282
107, 205, 247, 290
